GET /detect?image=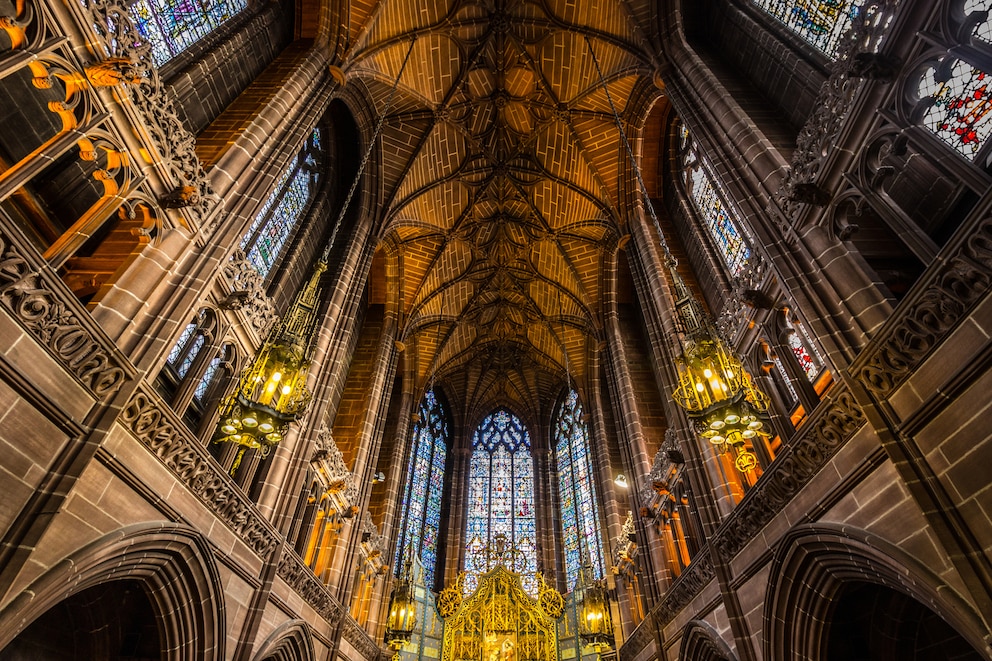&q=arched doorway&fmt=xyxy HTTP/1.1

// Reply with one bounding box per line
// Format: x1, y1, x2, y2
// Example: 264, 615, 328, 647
825, 582, 983, 661
0, 579, 160, 660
